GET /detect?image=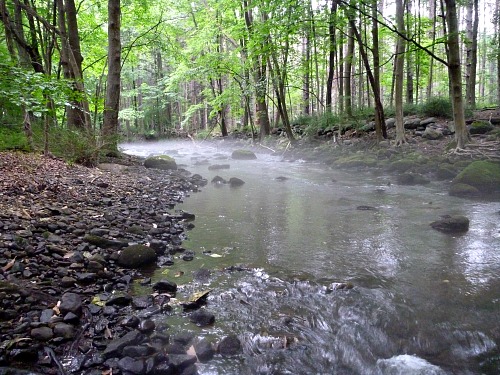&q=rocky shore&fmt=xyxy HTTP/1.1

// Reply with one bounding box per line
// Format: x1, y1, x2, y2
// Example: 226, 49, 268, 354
0, 152, 241, 375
